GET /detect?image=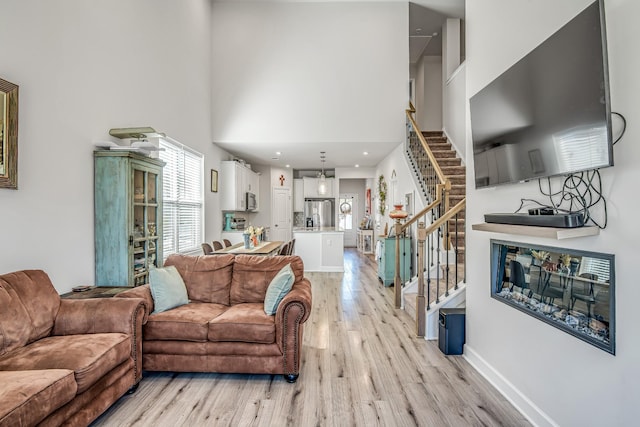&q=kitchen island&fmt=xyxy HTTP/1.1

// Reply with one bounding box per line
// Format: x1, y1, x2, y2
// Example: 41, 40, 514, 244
293, 228, 344, 272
